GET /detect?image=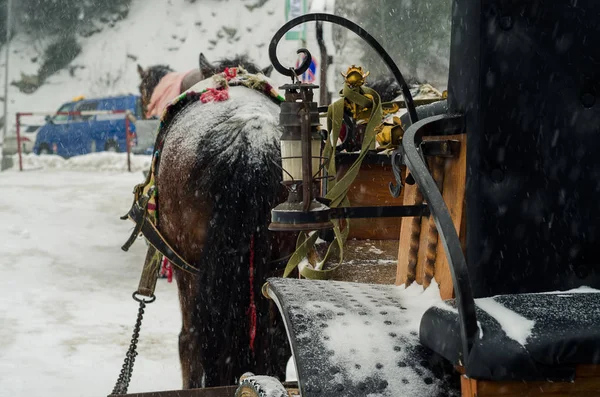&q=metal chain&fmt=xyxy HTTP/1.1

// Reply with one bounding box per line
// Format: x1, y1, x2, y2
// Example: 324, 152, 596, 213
110, 292, 156, 396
